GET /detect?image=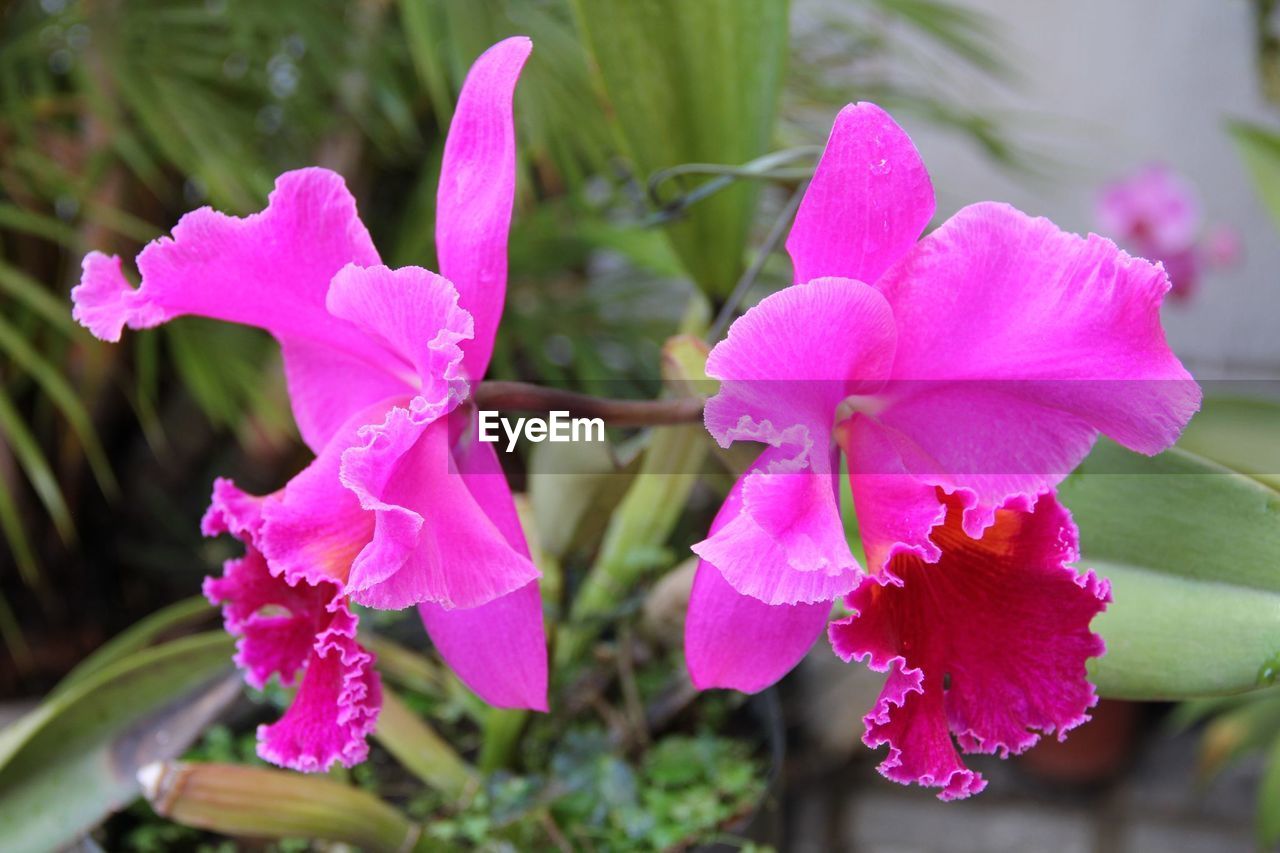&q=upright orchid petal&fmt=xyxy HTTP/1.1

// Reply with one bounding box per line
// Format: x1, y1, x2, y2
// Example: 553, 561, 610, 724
685, 465, 832, 692
786, 102, 935, 286
437, 36, 531, 378
70, 169, 405, 451
695, 279, 896, 603
878, 202, 1201, 457
829, 492, 1109, 800
340, 403, 539, 610
419, 427, 547, 710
